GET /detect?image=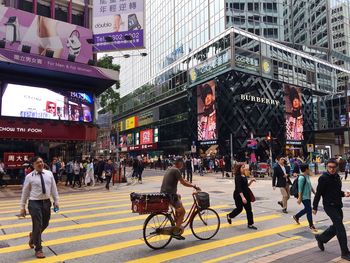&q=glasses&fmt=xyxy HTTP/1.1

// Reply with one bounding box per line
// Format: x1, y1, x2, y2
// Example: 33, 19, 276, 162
327, 165, 337, 169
